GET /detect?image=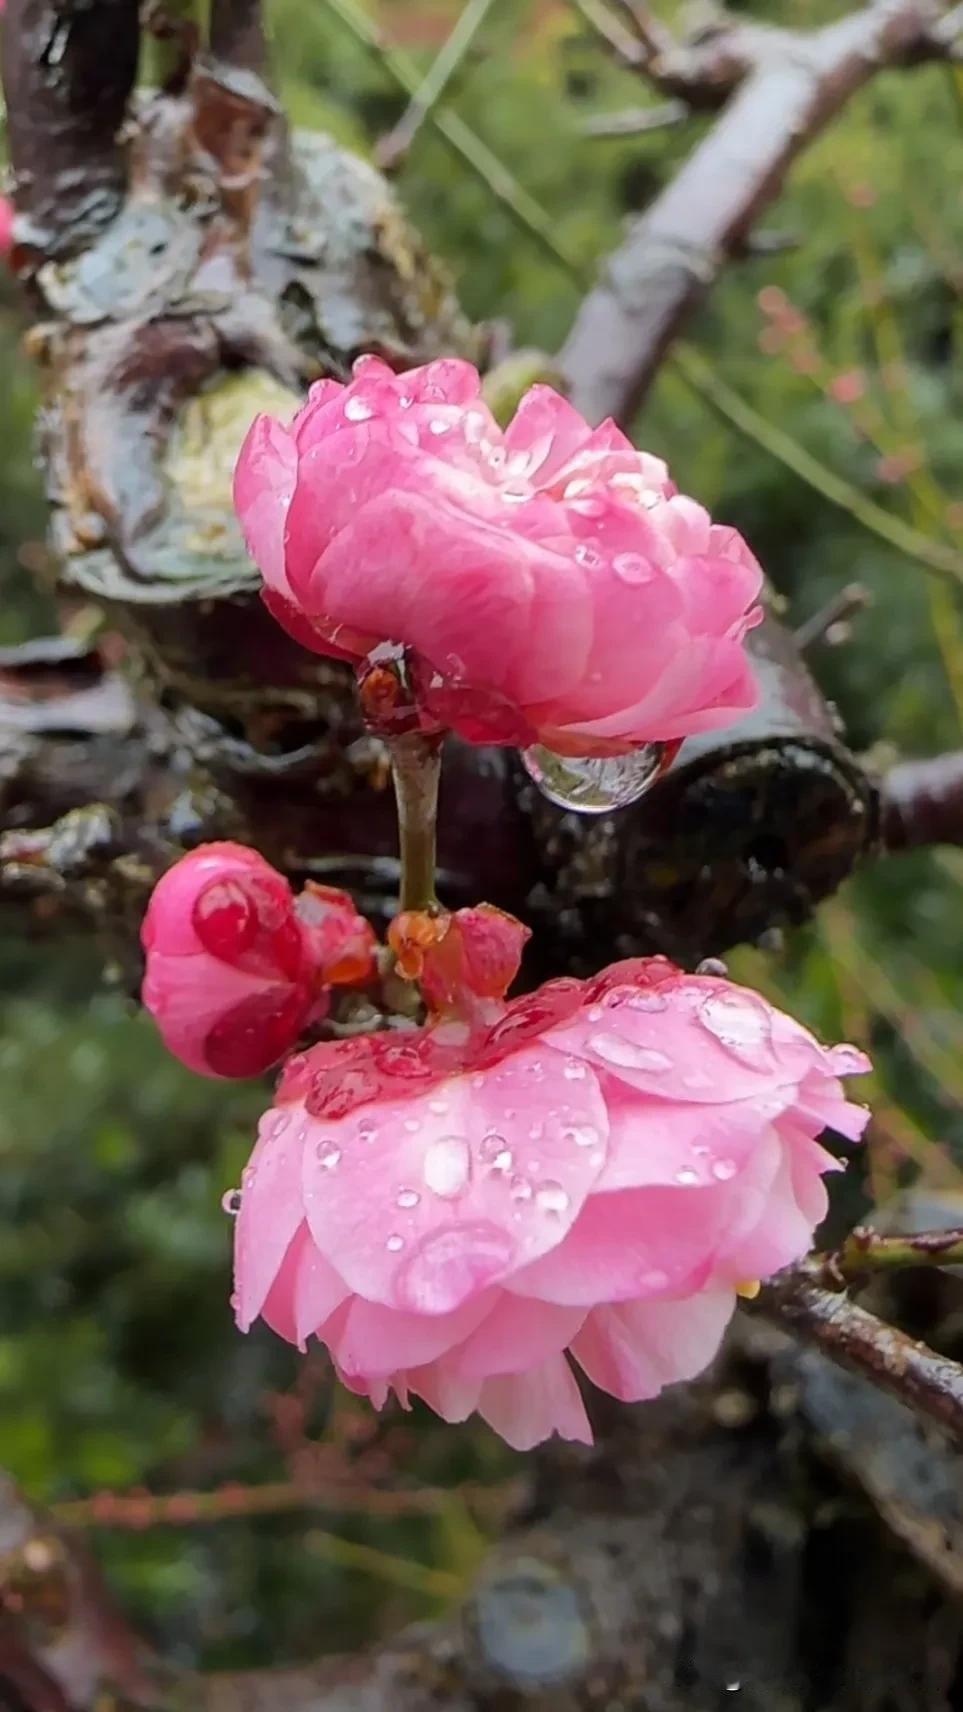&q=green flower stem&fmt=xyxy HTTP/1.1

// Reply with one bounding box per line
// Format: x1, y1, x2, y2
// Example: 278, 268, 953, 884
388, 731, 442, 914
